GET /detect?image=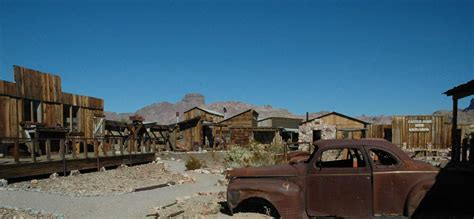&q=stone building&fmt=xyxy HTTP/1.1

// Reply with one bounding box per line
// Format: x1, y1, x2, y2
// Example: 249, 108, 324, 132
299, 112, 369, 143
